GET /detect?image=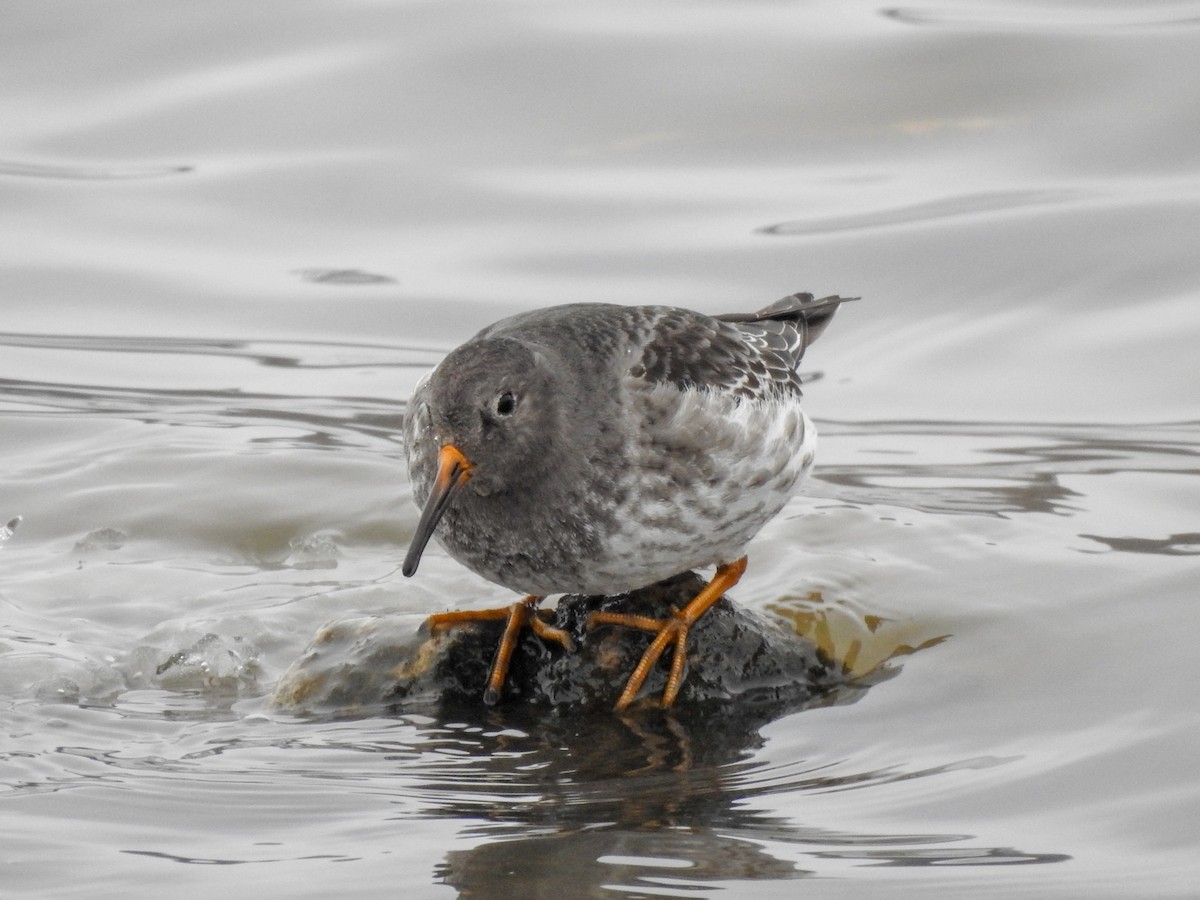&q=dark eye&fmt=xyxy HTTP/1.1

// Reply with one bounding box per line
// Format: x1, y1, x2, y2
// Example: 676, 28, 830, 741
494, 391, 517, 417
